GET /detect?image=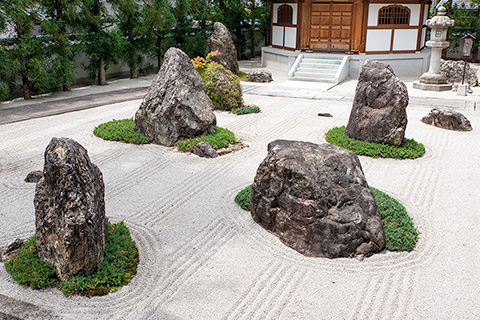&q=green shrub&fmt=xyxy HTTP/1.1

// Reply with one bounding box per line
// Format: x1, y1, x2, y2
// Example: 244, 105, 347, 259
93, 118, 149, 144
4, 237, 56, 289
4, 221, 139, 296
235, 185, 419, 252
234, 185, 252, 210
325, 126, 425, 159
370, 187, 419, 251
238, 71, 248, 81
203, 63, 244, 111
177, 127, 236, 152
233, 105, 261, 115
